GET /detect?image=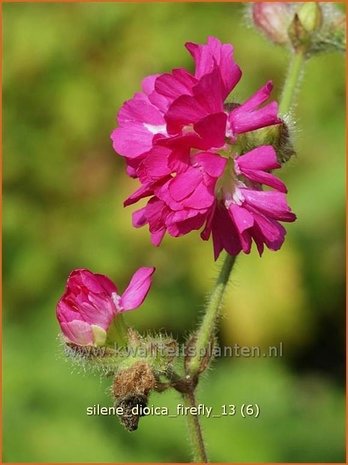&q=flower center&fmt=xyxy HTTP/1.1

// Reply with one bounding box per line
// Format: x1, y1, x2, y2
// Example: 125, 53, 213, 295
215, 157, 238, 202
112, 292, 123, 311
